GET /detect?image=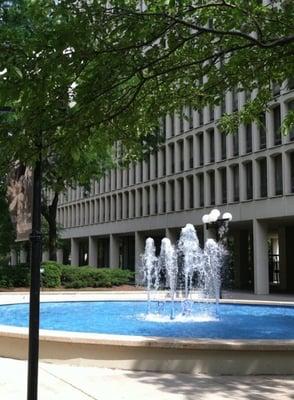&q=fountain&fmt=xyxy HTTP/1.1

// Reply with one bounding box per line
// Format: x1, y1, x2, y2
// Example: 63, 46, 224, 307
141, 214, 230, 320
